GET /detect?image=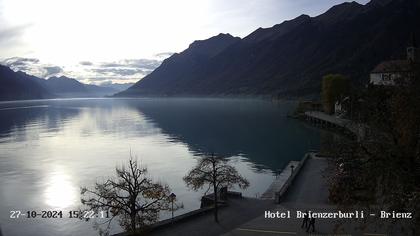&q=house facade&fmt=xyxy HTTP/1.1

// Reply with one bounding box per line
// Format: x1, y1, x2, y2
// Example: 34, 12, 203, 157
369, 60, 412, 86
369, 36, 418, 86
